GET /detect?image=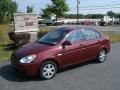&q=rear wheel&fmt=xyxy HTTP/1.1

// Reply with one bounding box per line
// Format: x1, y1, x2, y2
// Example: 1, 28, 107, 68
39, 61, 57, 80
97, 49, 107, 63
